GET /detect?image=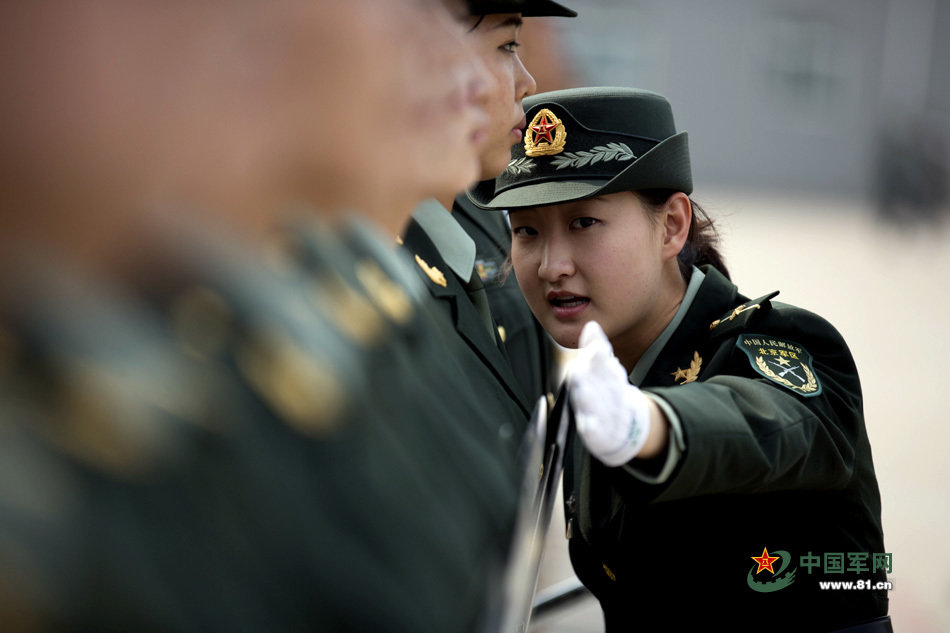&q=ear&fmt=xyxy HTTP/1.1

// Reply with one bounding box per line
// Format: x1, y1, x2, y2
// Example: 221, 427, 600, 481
661, 192, 691, 261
